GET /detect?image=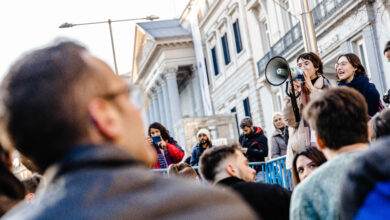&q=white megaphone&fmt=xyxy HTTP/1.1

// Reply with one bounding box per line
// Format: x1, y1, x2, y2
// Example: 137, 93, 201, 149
265, 56, 301, 122
265, 56, 304, 86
